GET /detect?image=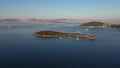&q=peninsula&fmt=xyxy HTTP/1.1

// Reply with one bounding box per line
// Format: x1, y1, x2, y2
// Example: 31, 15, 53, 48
34, 30, 96, 40
80, 21, 120, 28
